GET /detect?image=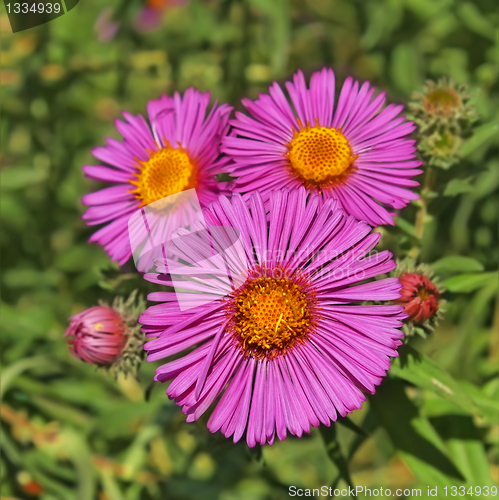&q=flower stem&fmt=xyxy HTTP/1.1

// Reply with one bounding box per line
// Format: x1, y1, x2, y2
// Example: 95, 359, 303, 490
409, 166, 435, 258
